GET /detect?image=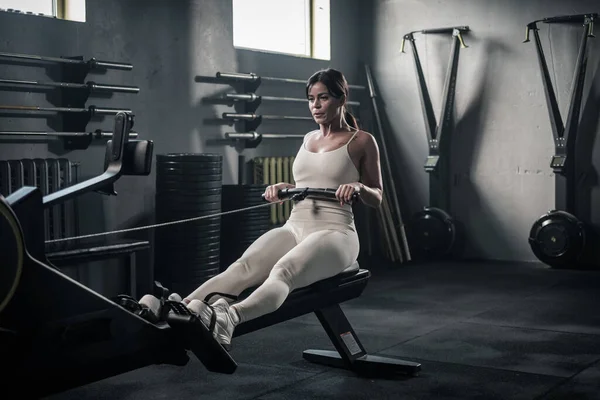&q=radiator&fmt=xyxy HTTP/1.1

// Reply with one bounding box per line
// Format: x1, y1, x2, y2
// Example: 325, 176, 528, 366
0, 158, 79, 242
250, 156, 295, 225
